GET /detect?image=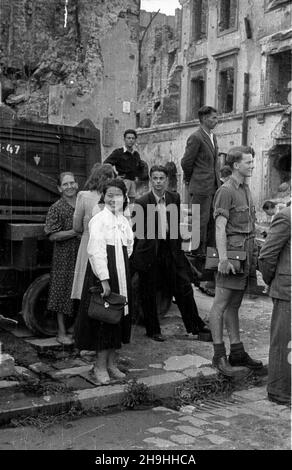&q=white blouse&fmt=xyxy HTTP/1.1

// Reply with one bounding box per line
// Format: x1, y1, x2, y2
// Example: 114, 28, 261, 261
87, 207, 134, 313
